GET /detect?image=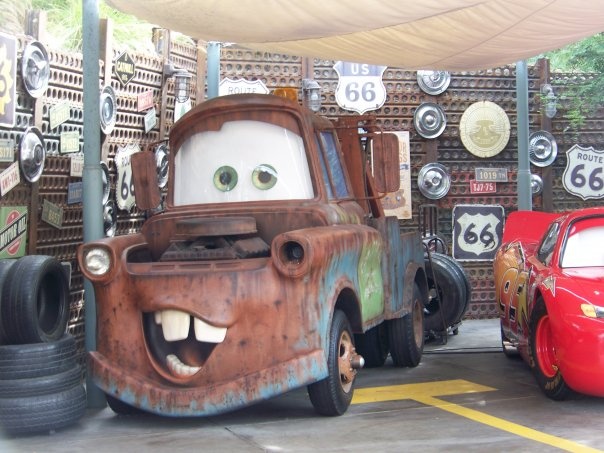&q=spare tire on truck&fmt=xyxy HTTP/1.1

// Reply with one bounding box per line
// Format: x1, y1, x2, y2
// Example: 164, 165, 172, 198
1, 255, 70, 344
423, 252, 471, 333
